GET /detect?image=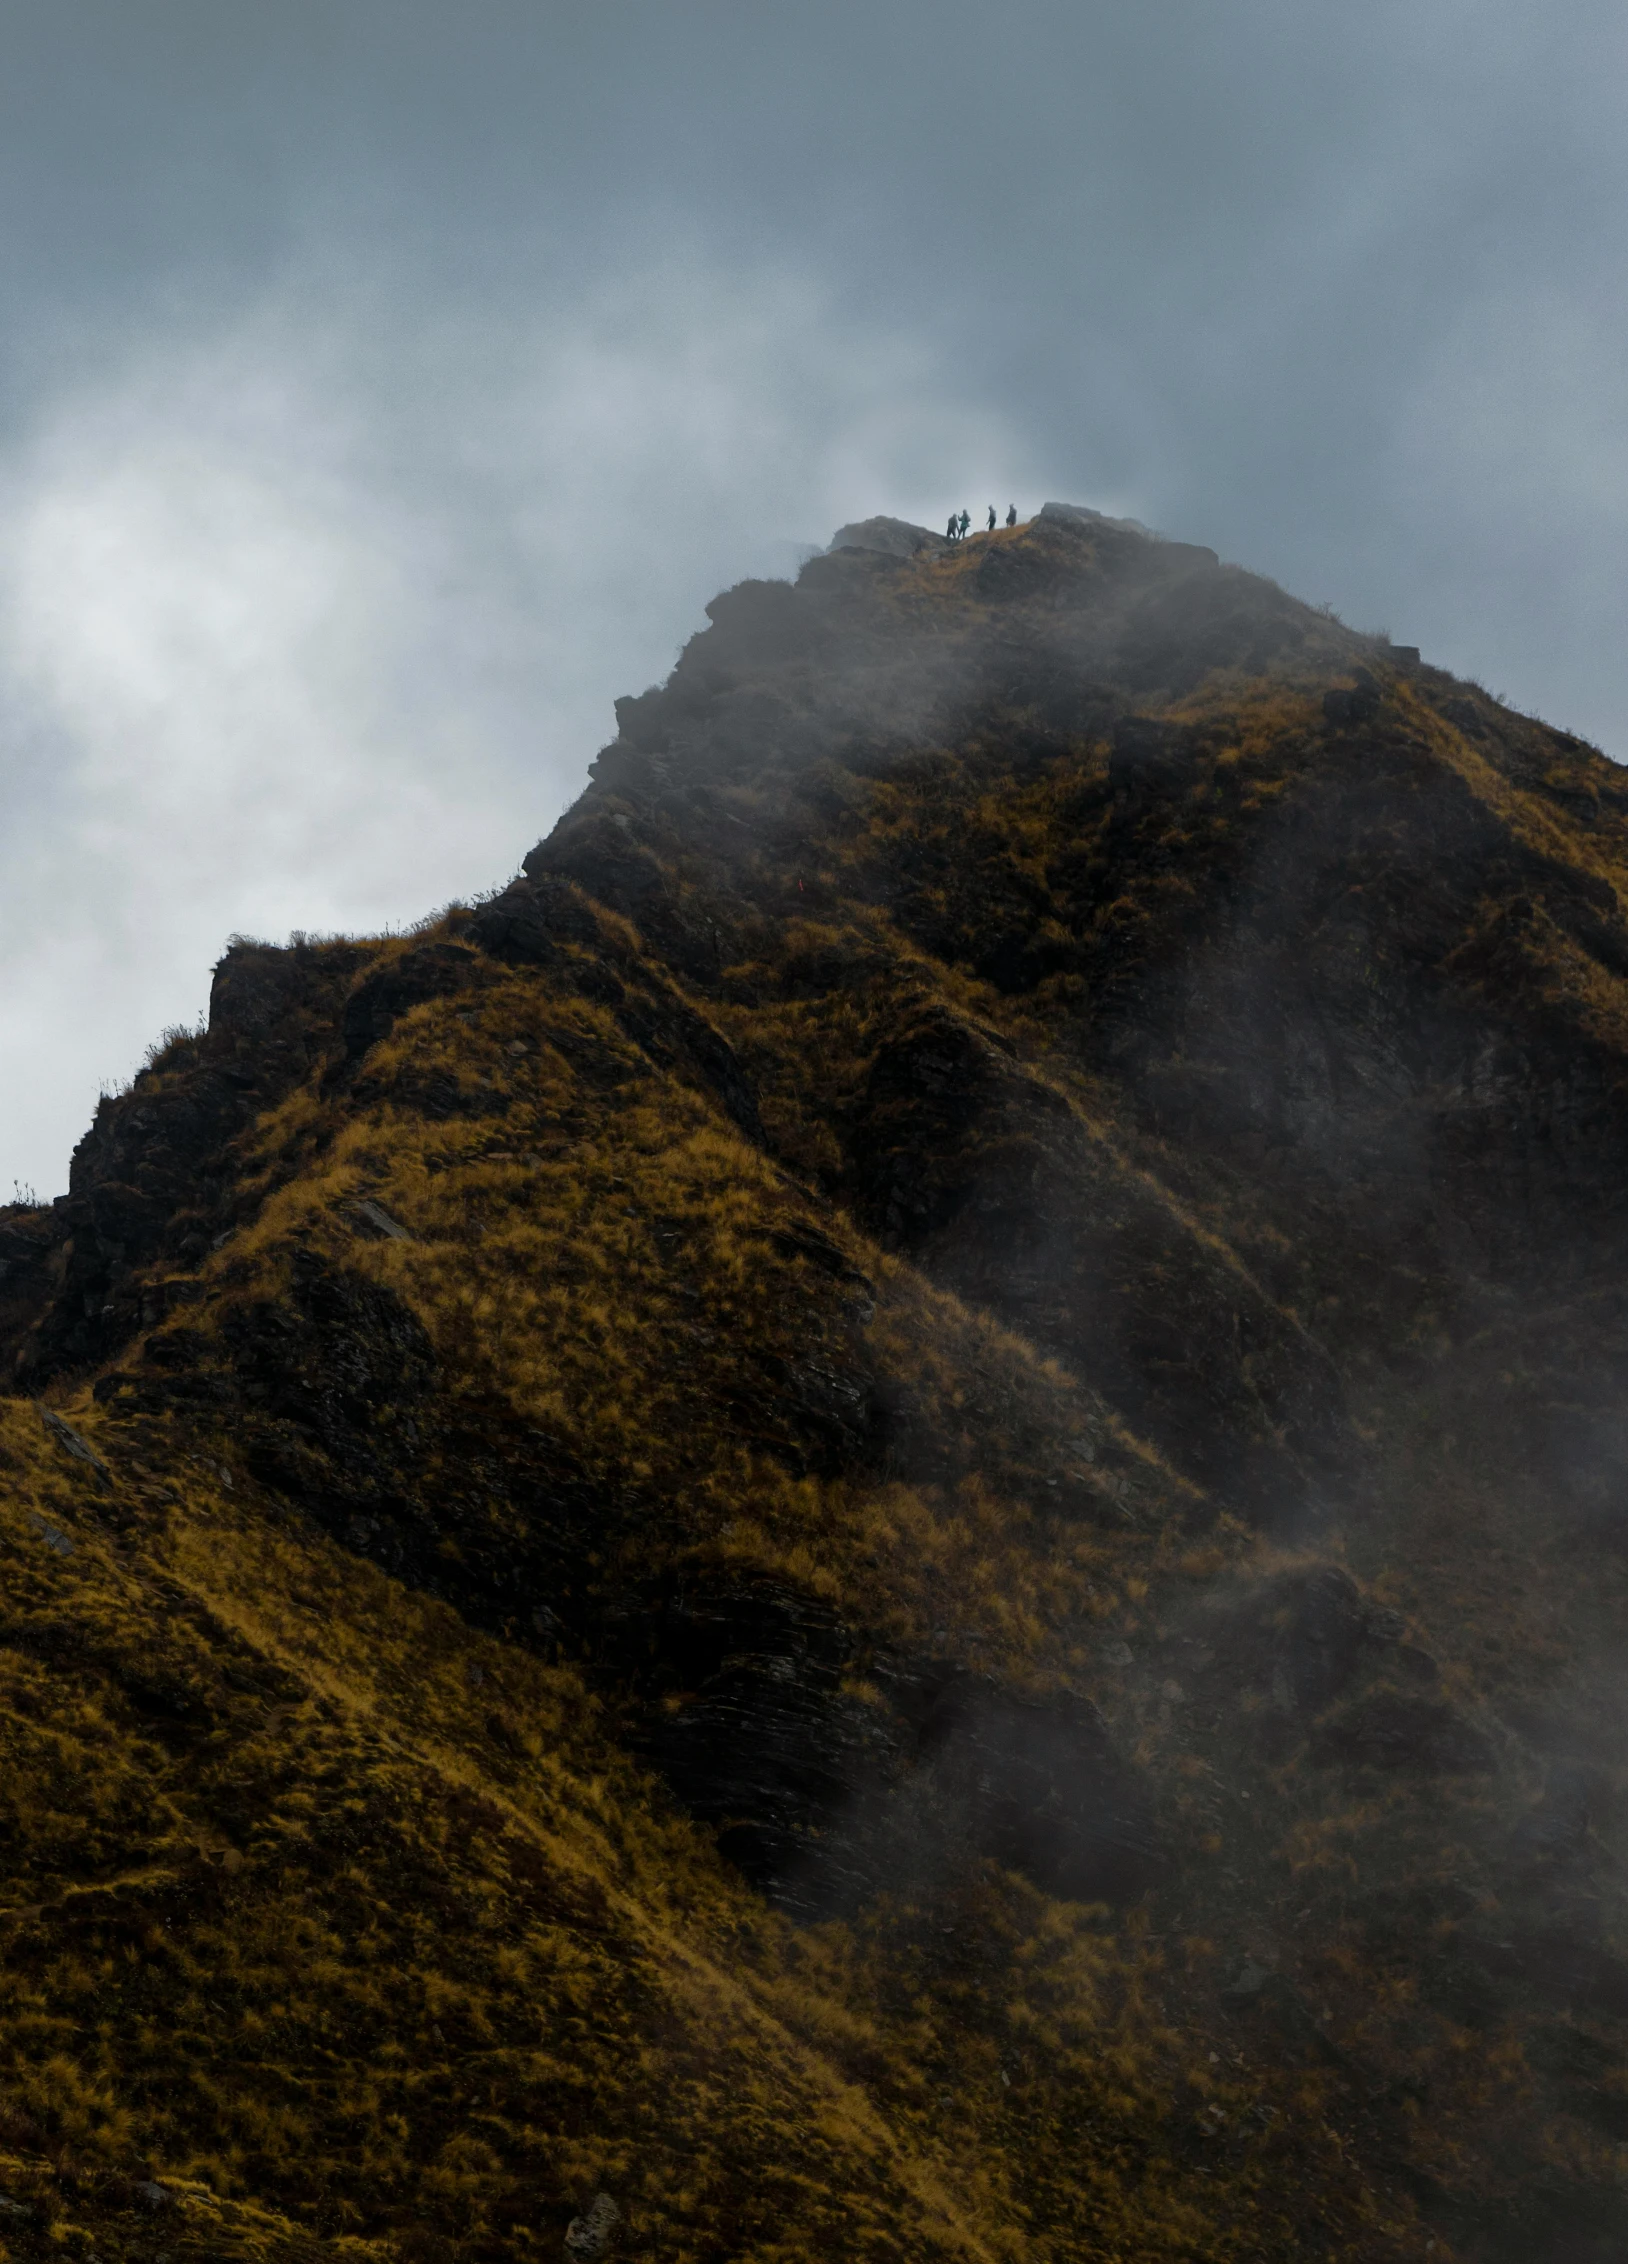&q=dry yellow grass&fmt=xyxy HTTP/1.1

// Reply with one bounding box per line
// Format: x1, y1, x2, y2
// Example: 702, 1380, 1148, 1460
8, 515, 1628, 2258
